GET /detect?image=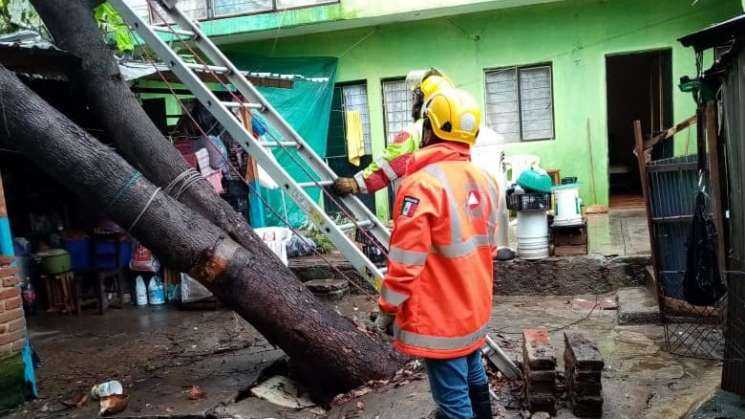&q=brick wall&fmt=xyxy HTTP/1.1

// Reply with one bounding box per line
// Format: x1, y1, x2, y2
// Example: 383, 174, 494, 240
0, 257, 25, 357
